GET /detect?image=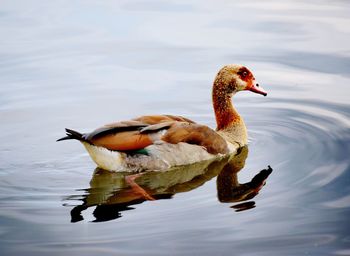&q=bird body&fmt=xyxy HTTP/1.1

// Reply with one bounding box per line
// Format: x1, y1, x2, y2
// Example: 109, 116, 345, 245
58, 65, 267, 172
